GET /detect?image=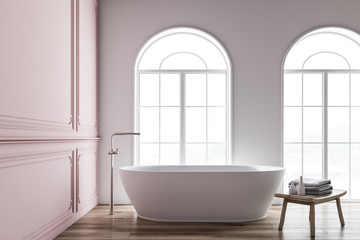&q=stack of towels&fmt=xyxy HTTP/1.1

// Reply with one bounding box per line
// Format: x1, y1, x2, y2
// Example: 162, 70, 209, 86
290, 178, 333, 195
